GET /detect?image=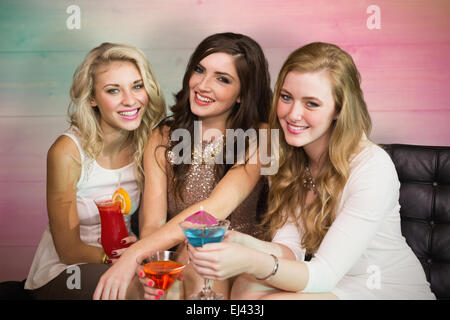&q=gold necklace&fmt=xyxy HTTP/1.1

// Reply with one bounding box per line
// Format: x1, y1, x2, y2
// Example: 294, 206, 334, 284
192, 135, 225, 165
303, 163, 317, 194
167, 135, 225, 165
